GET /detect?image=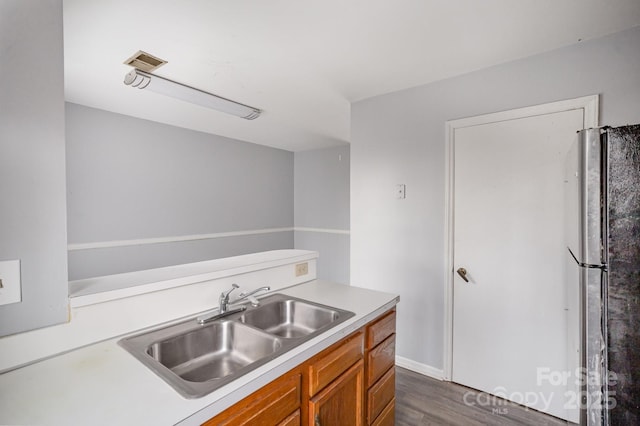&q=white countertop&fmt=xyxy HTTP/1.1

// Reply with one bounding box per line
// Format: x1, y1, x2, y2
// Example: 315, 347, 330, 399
0, 280, 398, 426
